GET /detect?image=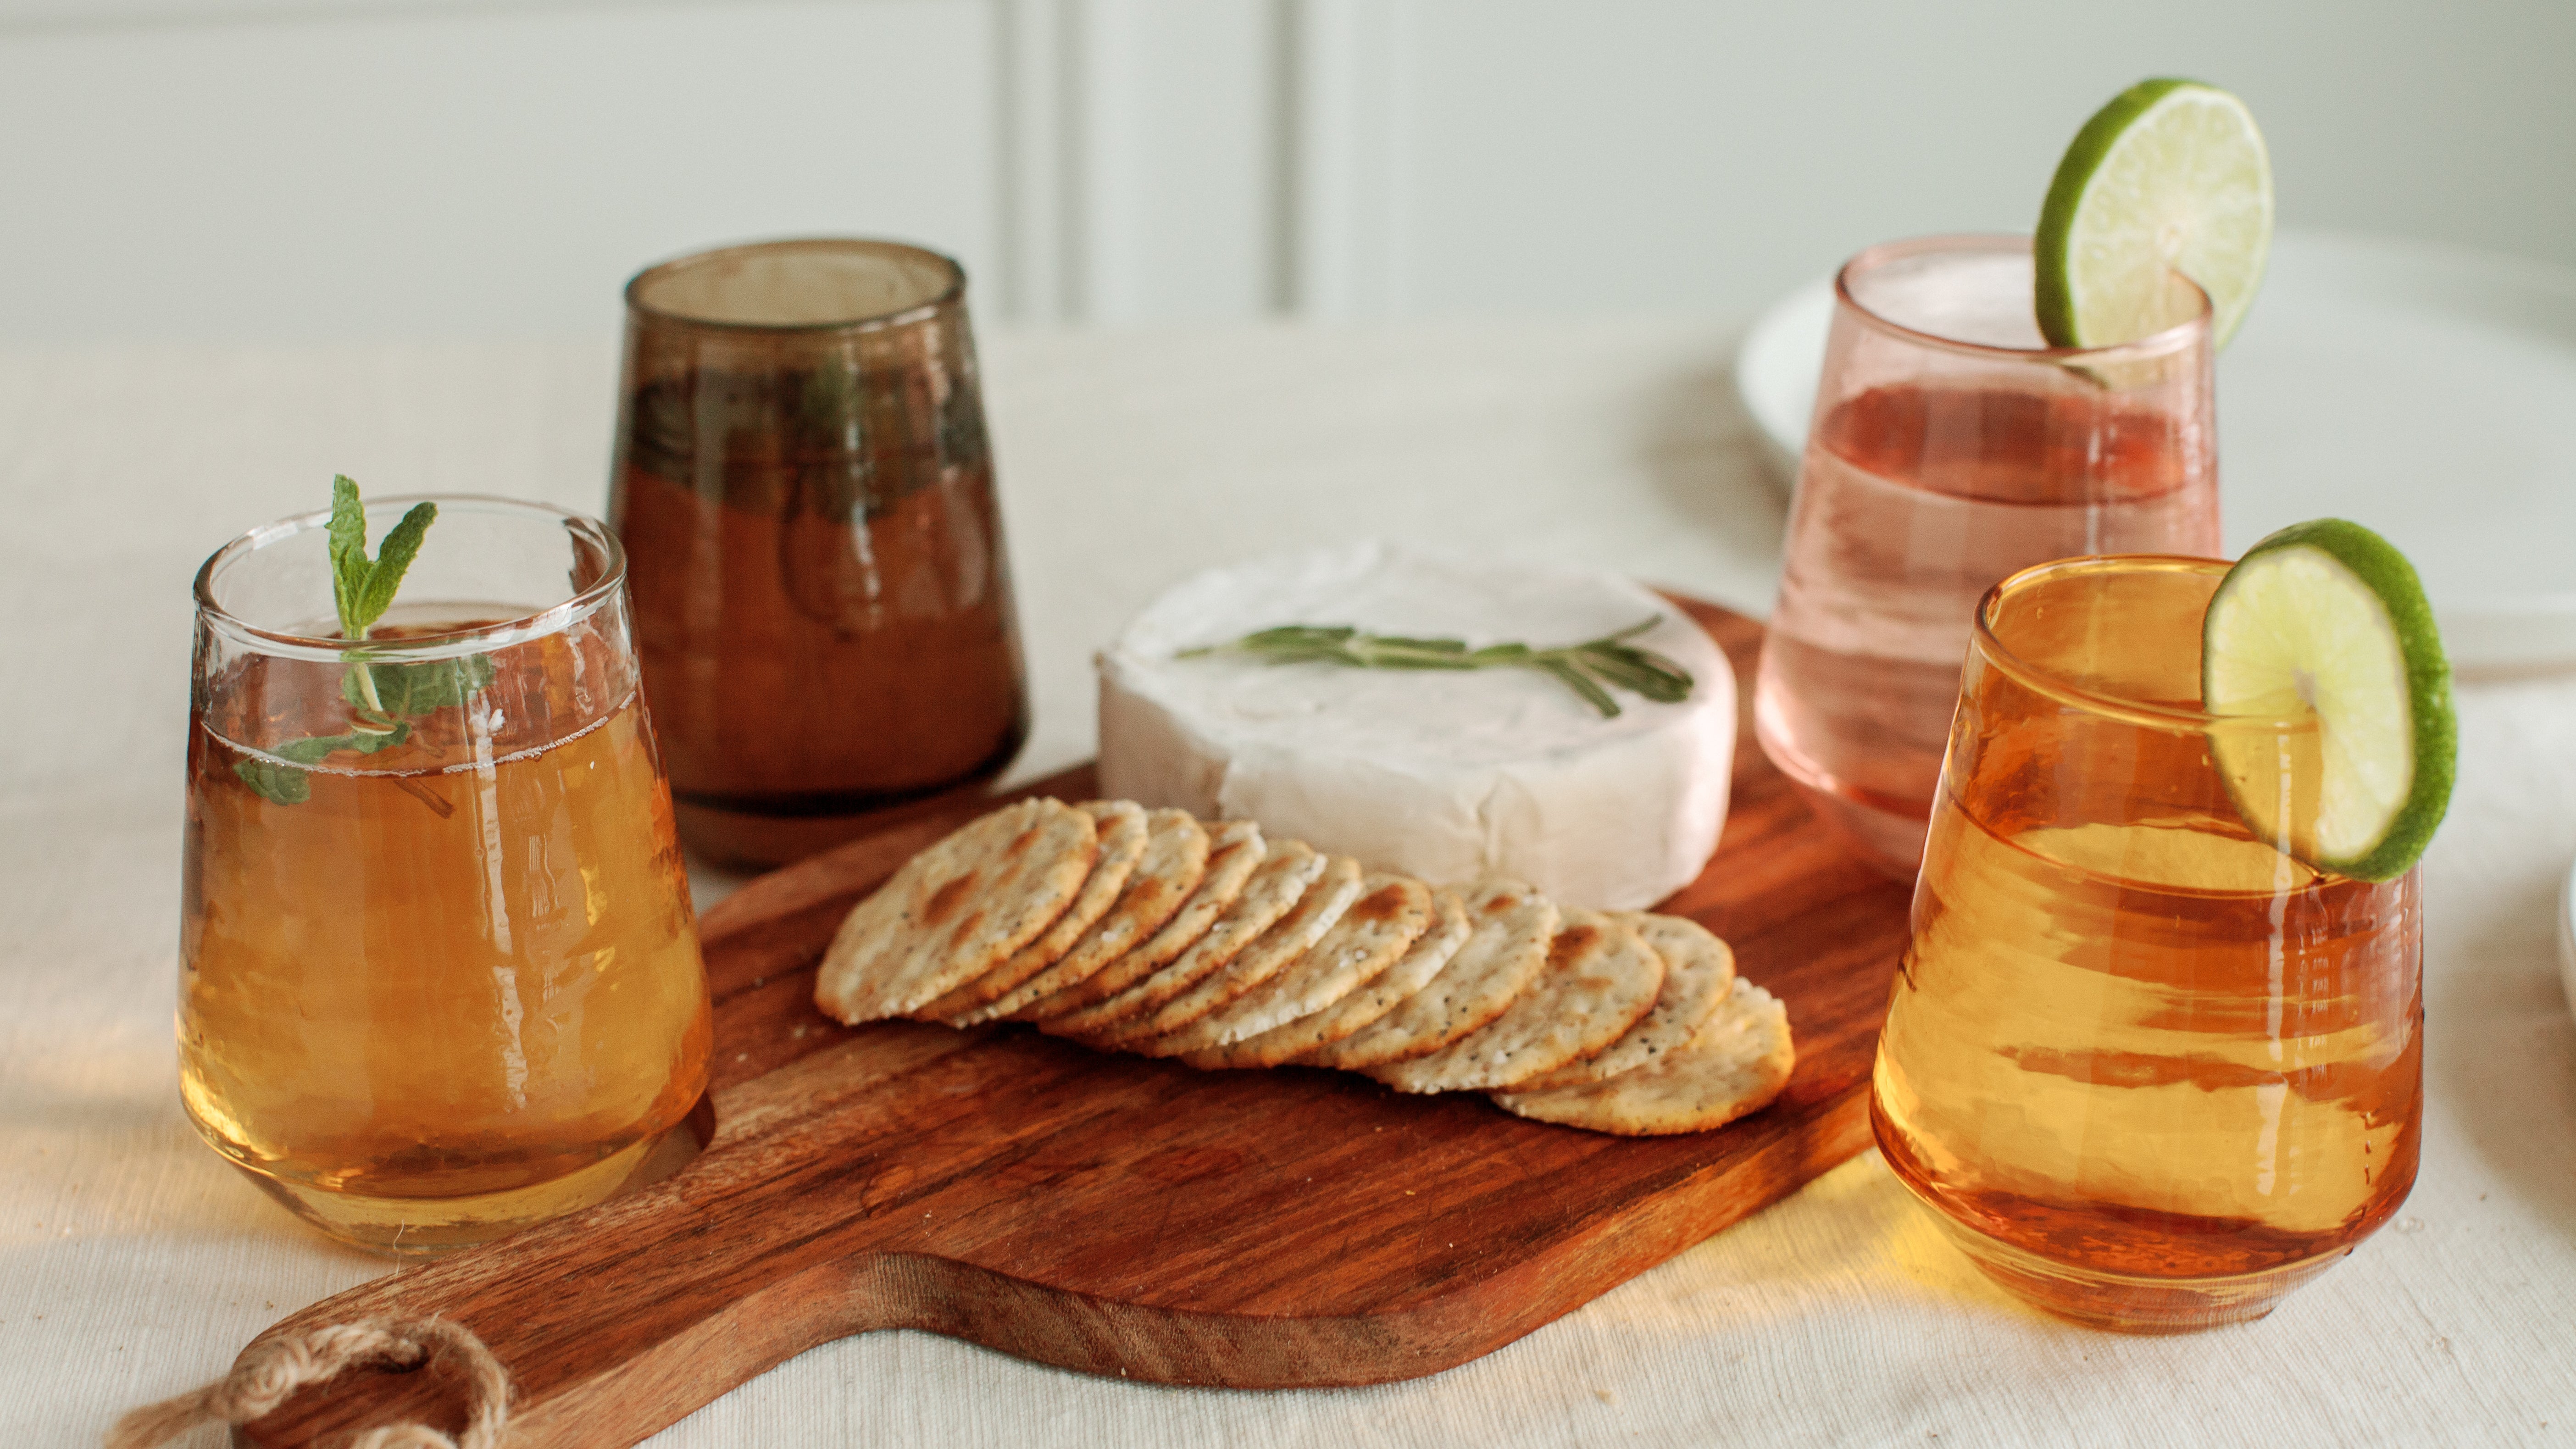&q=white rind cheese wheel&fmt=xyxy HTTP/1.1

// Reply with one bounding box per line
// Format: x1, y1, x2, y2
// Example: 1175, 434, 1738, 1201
1097, 542, 1736, 910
